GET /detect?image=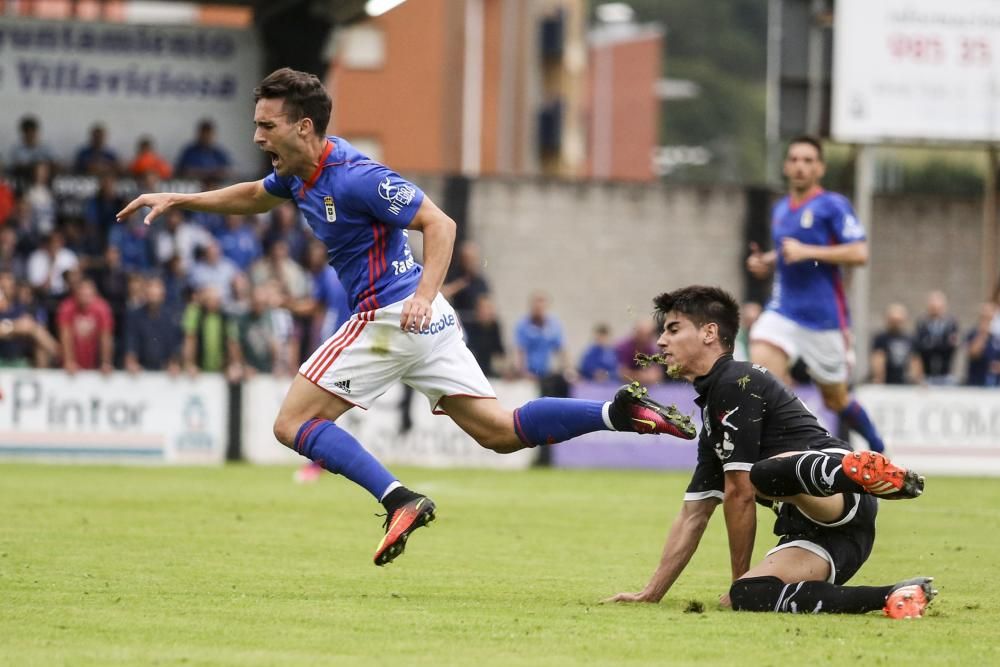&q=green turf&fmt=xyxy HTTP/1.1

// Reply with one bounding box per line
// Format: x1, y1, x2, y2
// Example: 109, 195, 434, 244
0, 464, 995, 666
